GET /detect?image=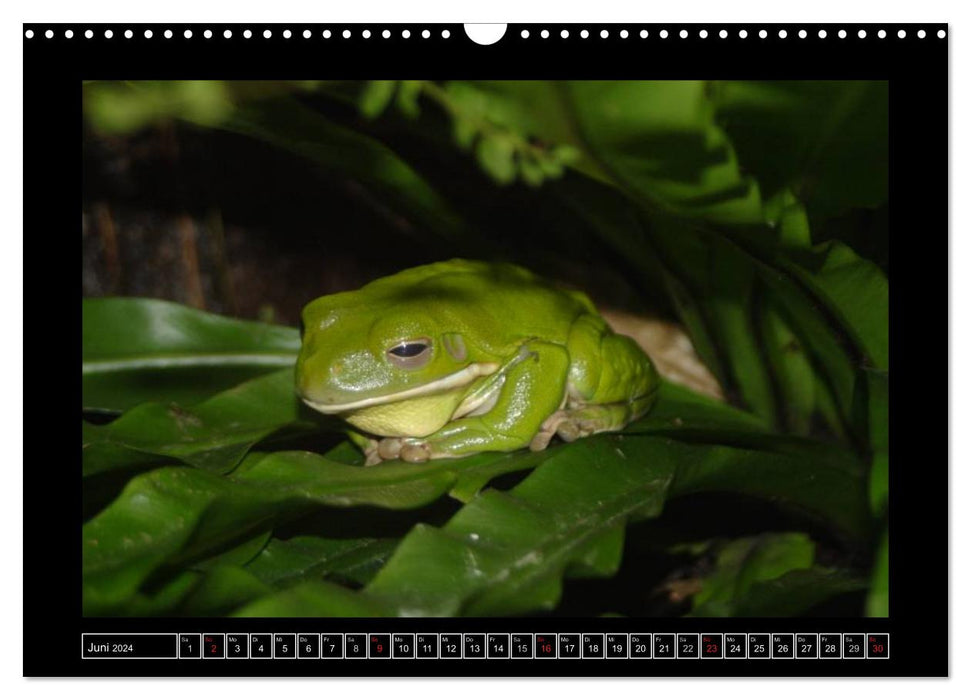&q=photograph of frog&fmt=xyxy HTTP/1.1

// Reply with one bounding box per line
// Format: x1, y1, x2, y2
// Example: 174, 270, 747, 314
82, 81, 888, 618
